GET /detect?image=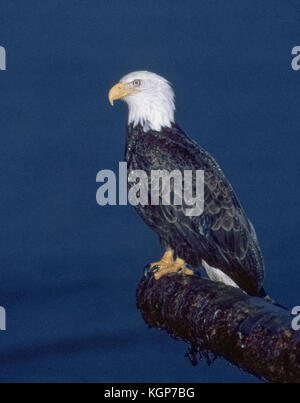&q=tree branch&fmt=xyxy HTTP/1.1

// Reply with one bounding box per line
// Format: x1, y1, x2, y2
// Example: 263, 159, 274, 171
136, 271, 300, 383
